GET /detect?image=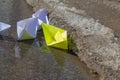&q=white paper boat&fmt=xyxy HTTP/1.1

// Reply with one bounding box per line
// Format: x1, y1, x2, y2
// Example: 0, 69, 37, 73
32, 8, 49, 30
17, 17, 39, 40
0, 22, 11, 33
